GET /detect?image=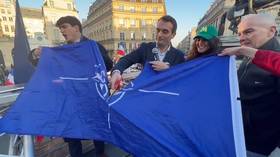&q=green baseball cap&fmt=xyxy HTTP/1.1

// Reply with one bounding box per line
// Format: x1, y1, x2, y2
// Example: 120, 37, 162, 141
194, 25, 218, 40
